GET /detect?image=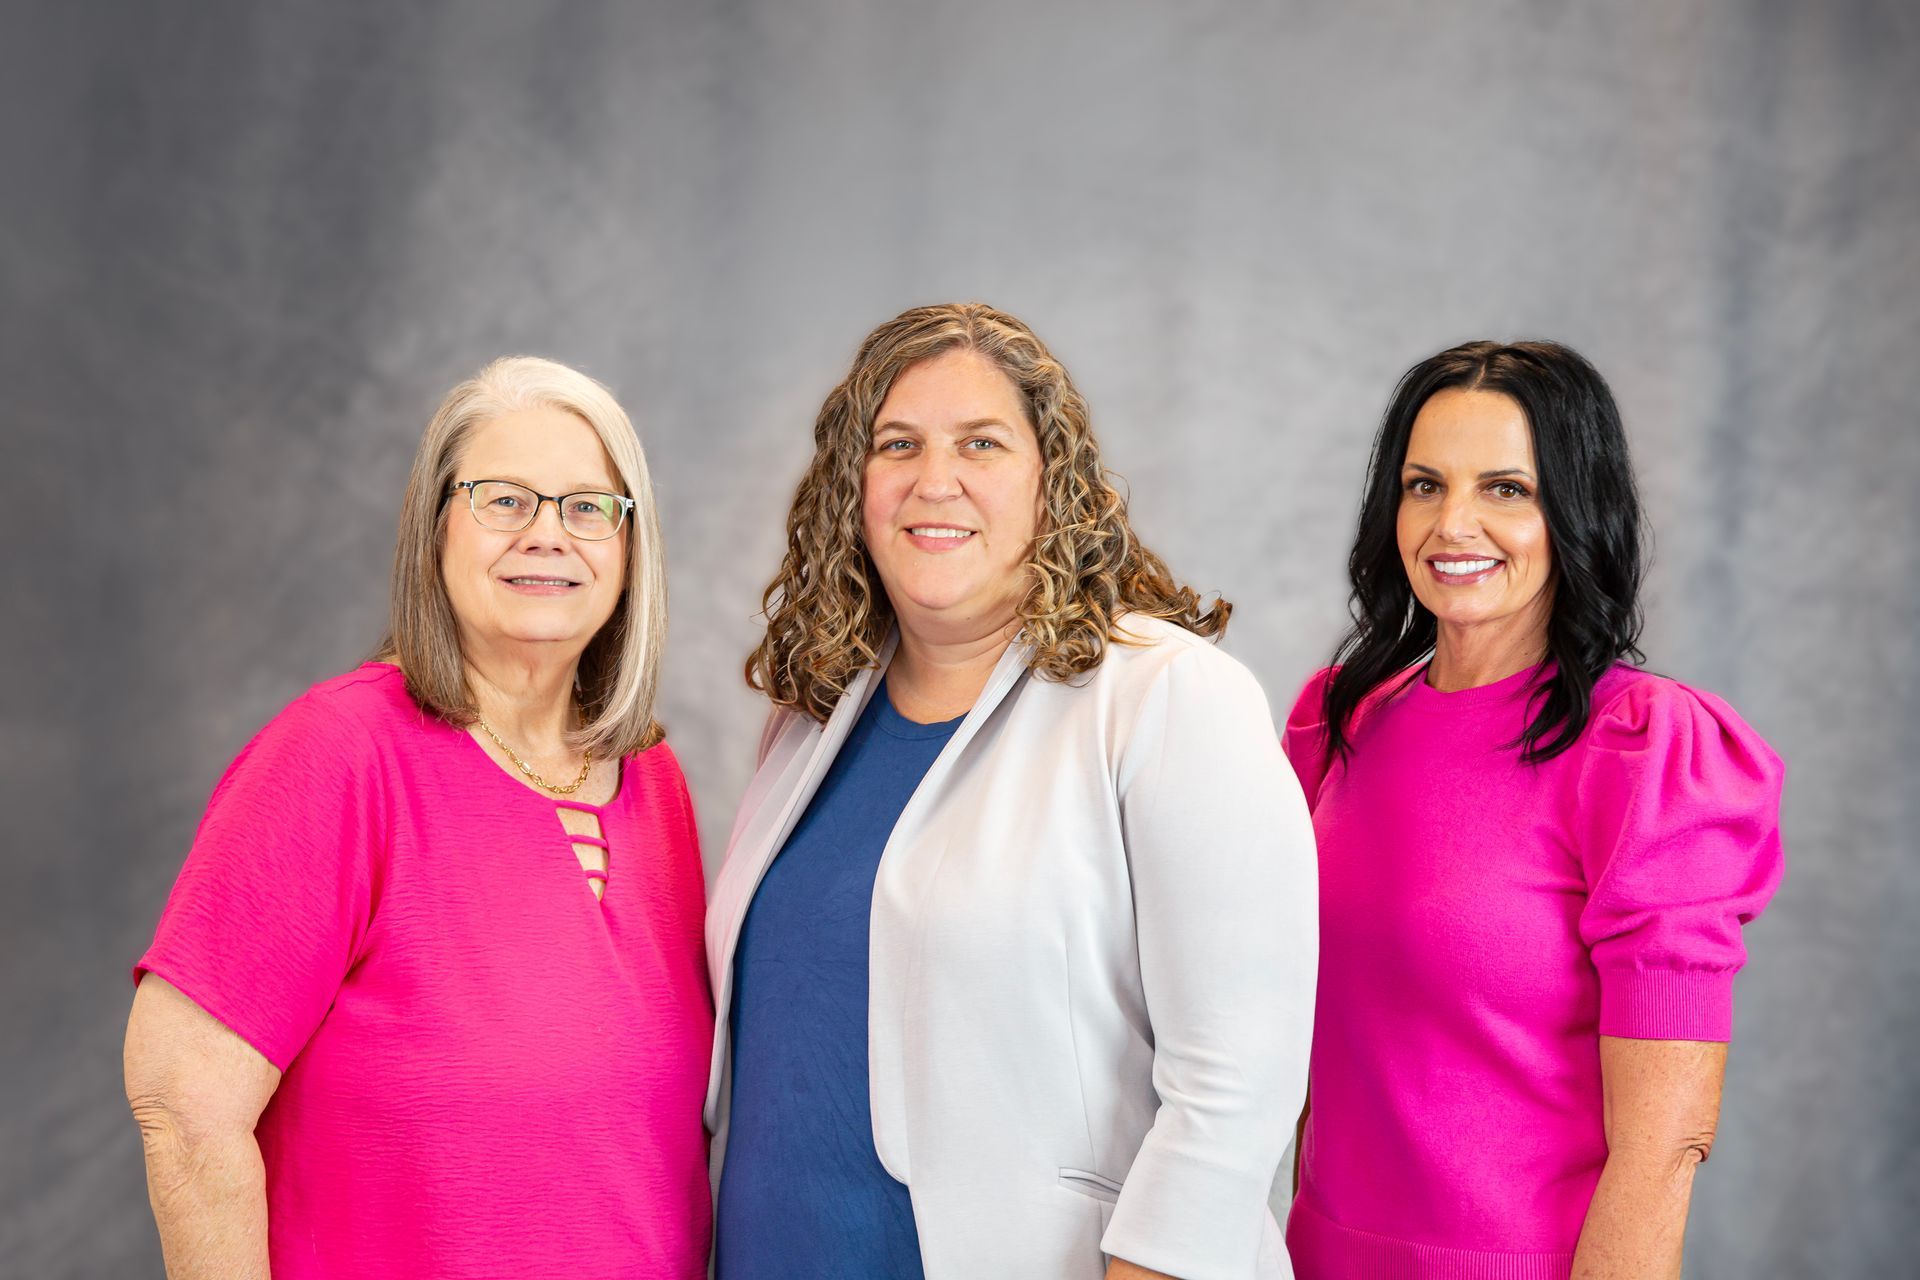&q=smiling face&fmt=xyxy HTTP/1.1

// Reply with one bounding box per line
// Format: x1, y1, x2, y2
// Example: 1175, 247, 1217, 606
1397, 387, 1555, 647
861, 347, 1044, 644
441, 405, 628, 663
